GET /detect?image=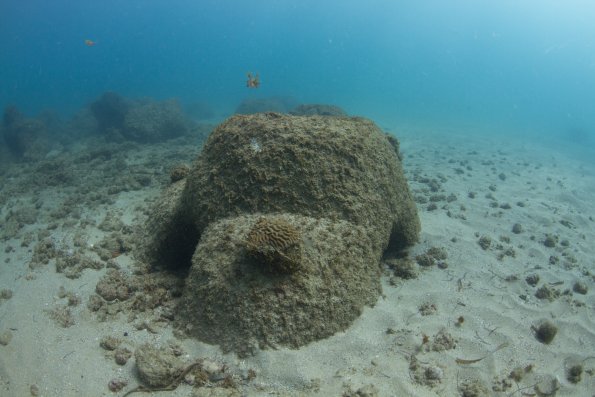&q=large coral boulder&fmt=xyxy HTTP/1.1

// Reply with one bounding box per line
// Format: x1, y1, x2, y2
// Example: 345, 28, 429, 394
182, 113, 419, 250
144, 113, 420, 355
